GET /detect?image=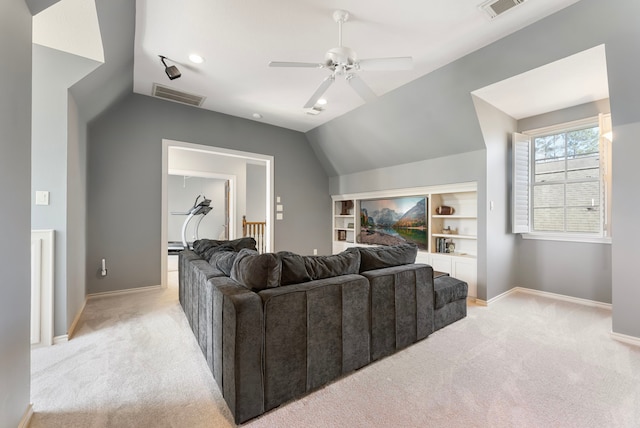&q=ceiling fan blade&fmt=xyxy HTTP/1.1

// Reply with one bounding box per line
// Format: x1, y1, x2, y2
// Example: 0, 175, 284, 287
303, 75, 335, 108
269, 61, 324, 68
357, 56, 413, 71
346, 74, 377, 103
